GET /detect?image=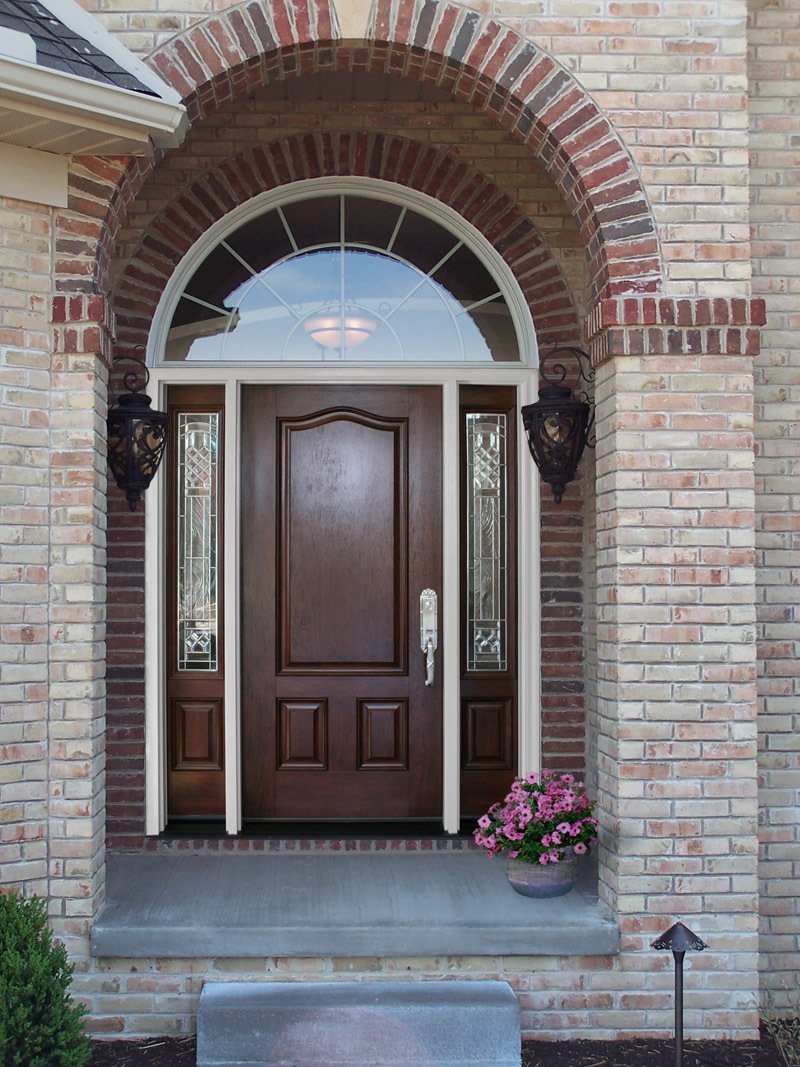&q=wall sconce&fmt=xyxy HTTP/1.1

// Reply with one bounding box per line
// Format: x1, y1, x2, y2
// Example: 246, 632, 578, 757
106, 353, 168, 512
520, 346, 595, 504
